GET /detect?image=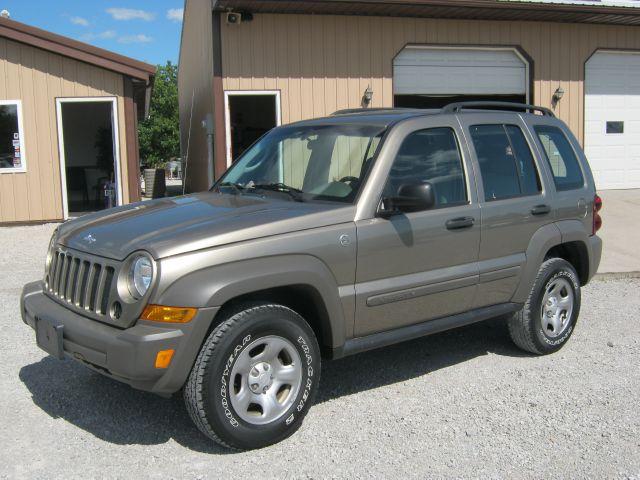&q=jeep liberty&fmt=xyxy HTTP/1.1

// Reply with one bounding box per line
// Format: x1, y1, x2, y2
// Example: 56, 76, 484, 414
21, 102, 603, 450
